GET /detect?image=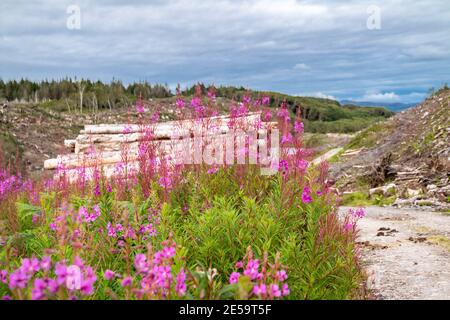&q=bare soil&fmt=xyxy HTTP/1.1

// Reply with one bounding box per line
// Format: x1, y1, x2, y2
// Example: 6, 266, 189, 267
340, 206, 450, 300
